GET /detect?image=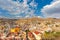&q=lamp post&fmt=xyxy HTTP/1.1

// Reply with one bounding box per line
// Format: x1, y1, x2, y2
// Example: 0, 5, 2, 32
25, 29, 29, 40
